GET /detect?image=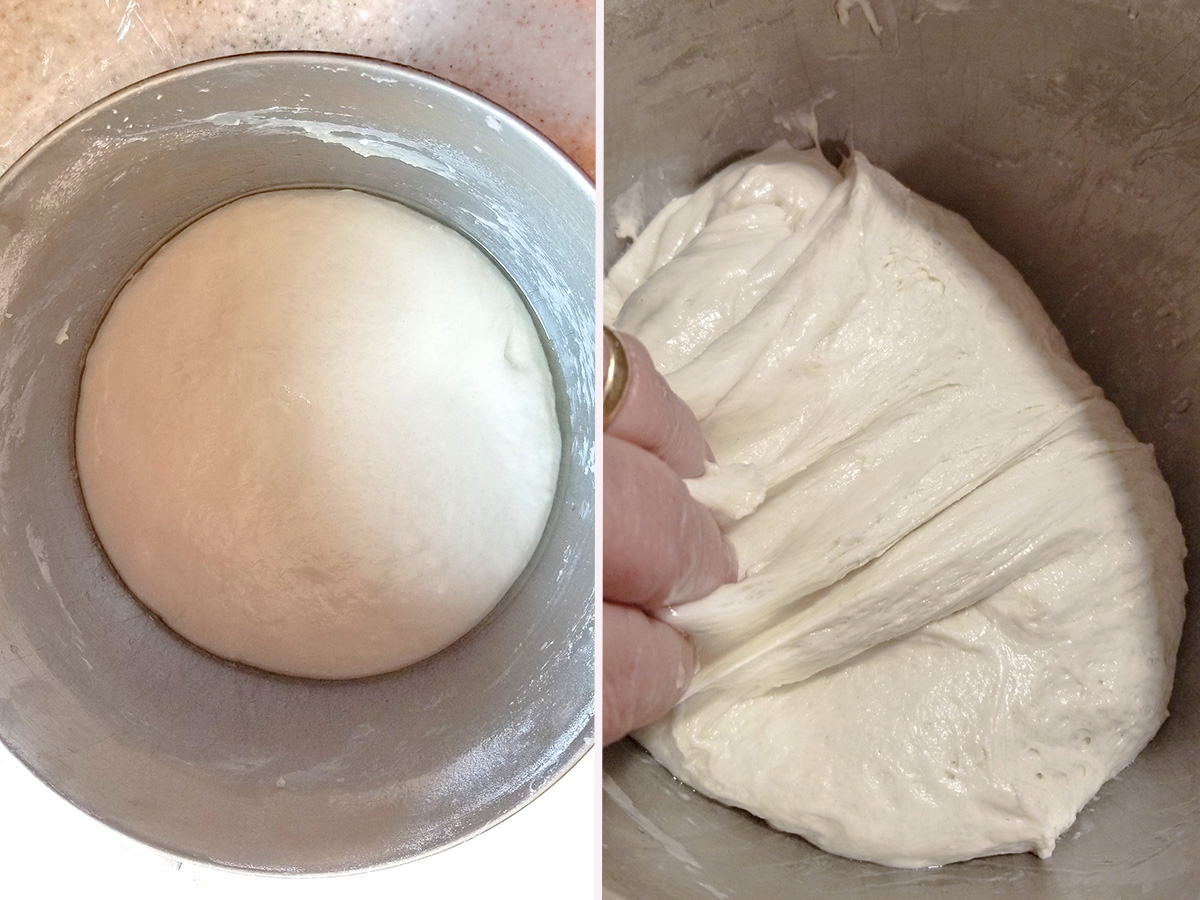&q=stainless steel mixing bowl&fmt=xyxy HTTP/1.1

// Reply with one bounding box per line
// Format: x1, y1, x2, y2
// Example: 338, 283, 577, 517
0, 52, 594, 873
604, 1, 1200, 896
